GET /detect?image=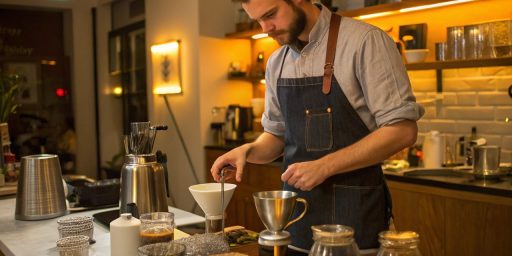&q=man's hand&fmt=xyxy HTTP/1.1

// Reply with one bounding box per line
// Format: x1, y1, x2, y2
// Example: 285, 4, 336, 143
210, 144, 251, 183
281, 159, 330, 191
210, 132, 285, 183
